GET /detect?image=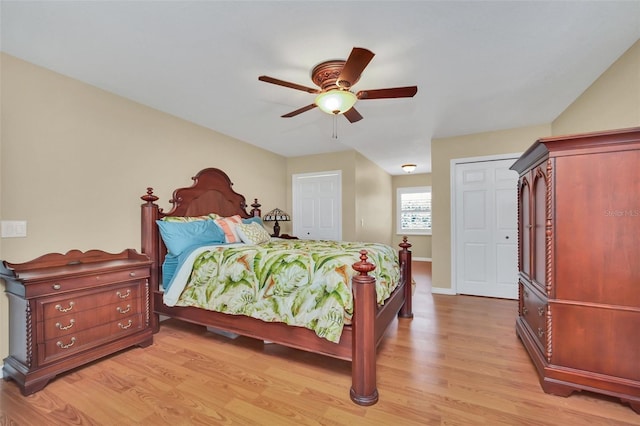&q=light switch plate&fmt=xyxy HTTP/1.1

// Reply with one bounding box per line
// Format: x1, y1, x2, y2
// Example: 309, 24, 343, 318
1, 220, 27, 238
